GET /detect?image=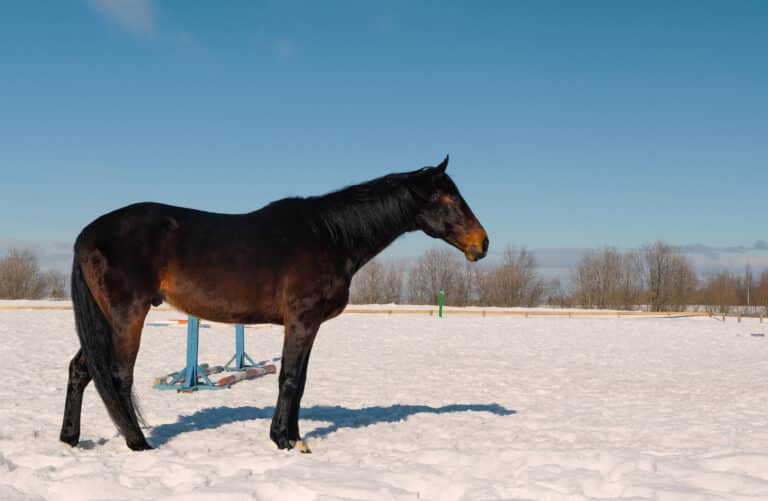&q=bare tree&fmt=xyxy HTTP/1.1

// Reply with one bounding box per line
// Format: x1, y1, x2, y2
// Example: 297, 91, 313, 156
350, 259, 385, 304
745, 263, 754, 313
408, 248, 474, 306
477, 247, 544, 307
350, 259, 405, 304
571, 248, 643, 309
616, 251, 645, 309
570, 243, 695, 311
642, 242, 696, 311
380, 260, 406, 304
571, 251, 601, 308
667, 253, 698, 311
755, 271, 768, 315
699, 271, 739, 314
0, 248, 47, 299
643, 242, 672, 311
41, 270, 68, 299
